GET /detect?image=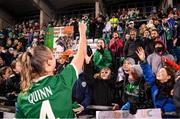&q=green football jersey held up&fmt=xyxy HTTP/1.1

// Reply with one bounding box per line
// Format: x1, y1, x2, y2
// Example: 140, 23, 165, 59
16, 64, 78, 118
